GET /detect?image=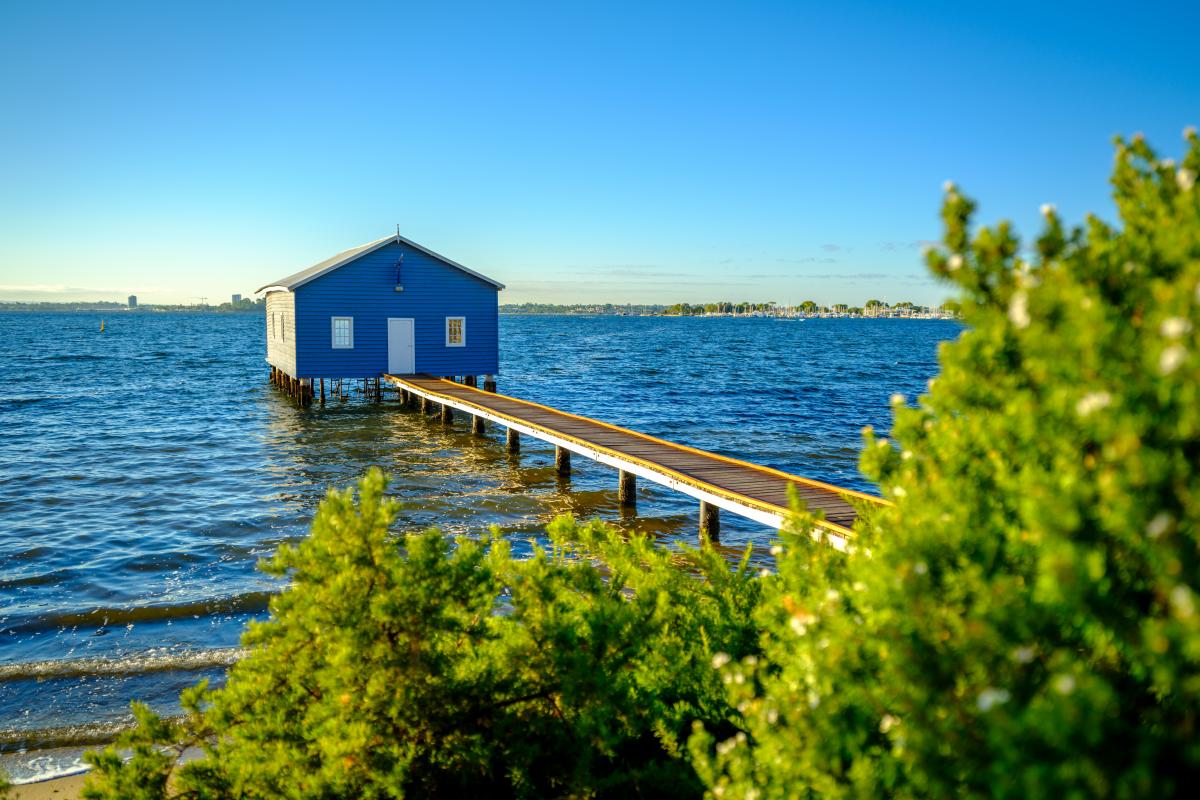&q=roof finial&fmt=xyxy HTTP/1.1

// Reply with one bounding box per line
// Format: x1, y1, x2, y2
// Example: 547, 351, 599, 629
395, 223, 400, 240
